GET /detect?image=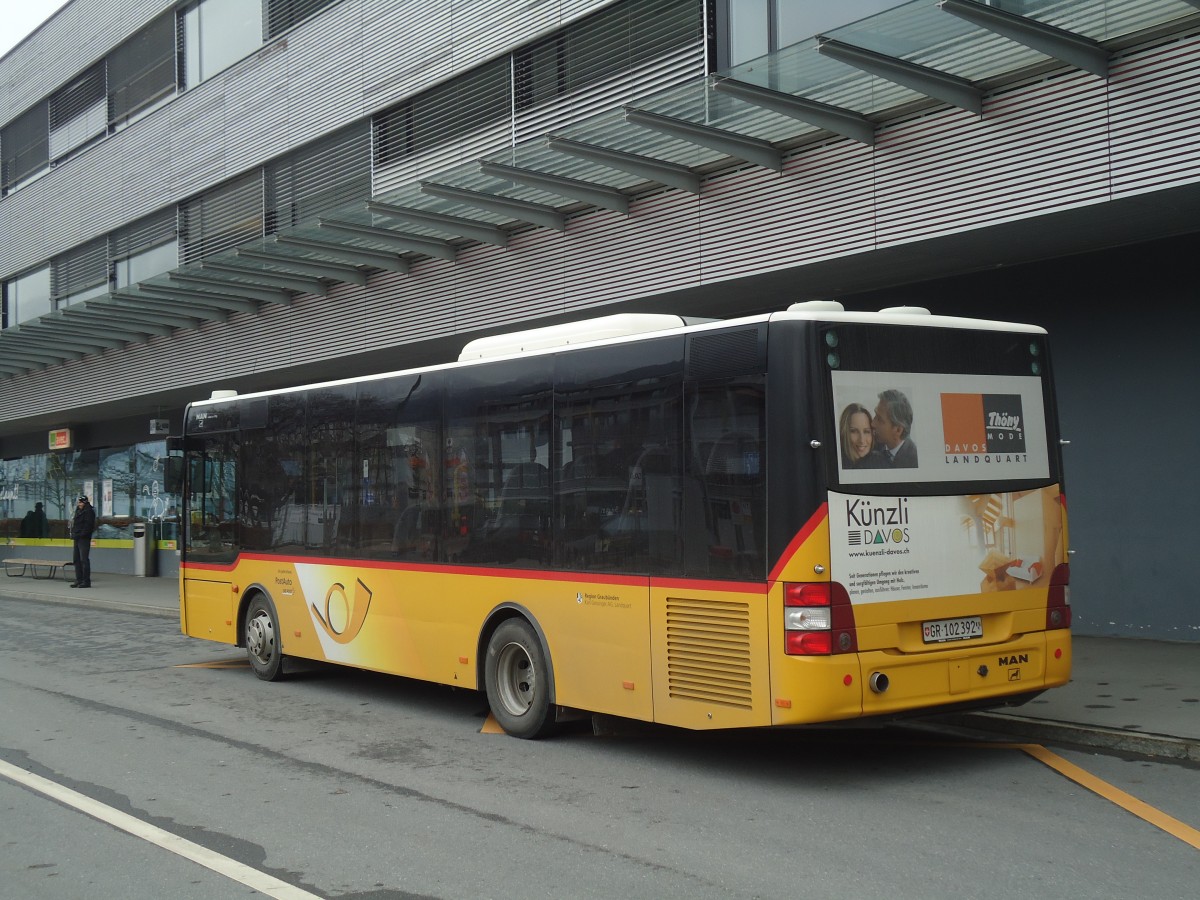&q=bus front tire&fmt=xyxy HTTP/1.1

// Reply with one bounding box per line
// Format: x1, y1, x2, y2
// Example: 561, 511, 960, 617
245, 594, 284, 682
484, 618, 556, 739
